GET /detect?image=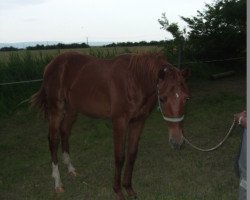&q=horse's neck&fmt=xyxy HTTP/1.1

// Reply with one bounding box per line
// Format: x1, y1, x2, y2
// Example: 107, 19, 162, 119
130, 66, 159, 98
127, 55, 163, 97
